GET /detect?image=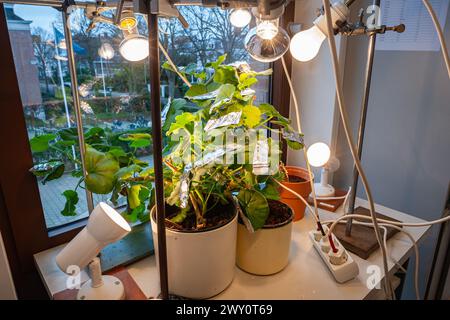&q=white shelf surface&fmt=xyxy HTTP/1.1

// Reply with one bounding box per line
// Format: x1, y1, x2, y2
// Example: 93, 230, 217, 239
34, 198, 431, 300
